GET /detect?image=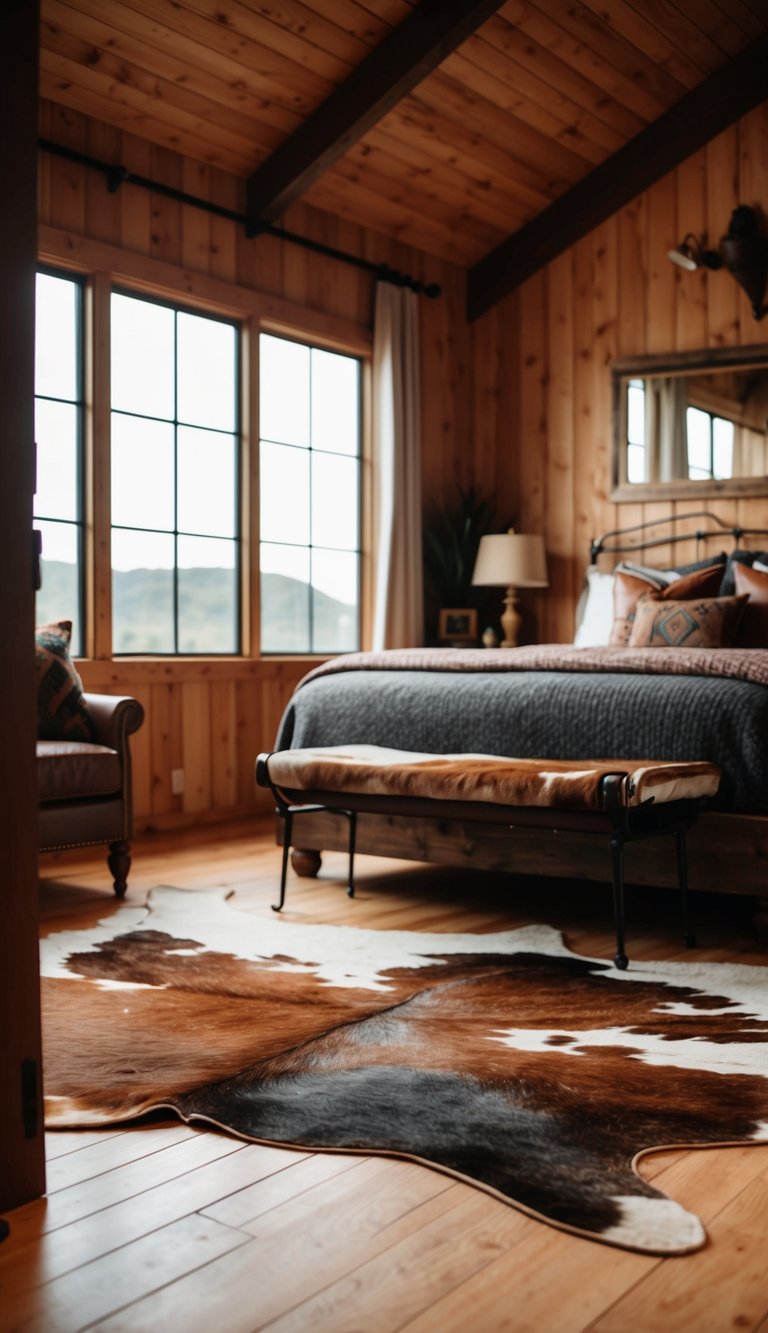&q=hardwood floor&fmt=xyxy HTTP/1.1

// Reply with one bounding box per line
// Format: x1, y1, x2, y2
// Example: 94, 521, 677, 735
2, 820, 767, 1332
